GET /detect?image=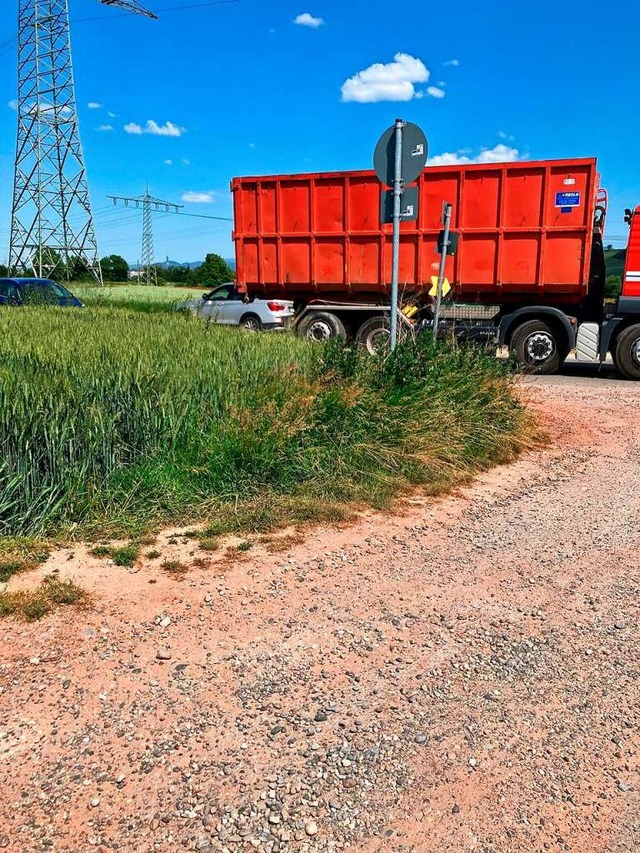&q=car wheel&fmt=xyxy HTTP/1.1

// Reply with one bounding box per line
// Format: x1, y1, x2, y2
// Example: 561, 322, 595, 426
239, 313, 262, 332
614, 324, 640, 380
510, 320, 563, 375
297, 311, 346, 342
